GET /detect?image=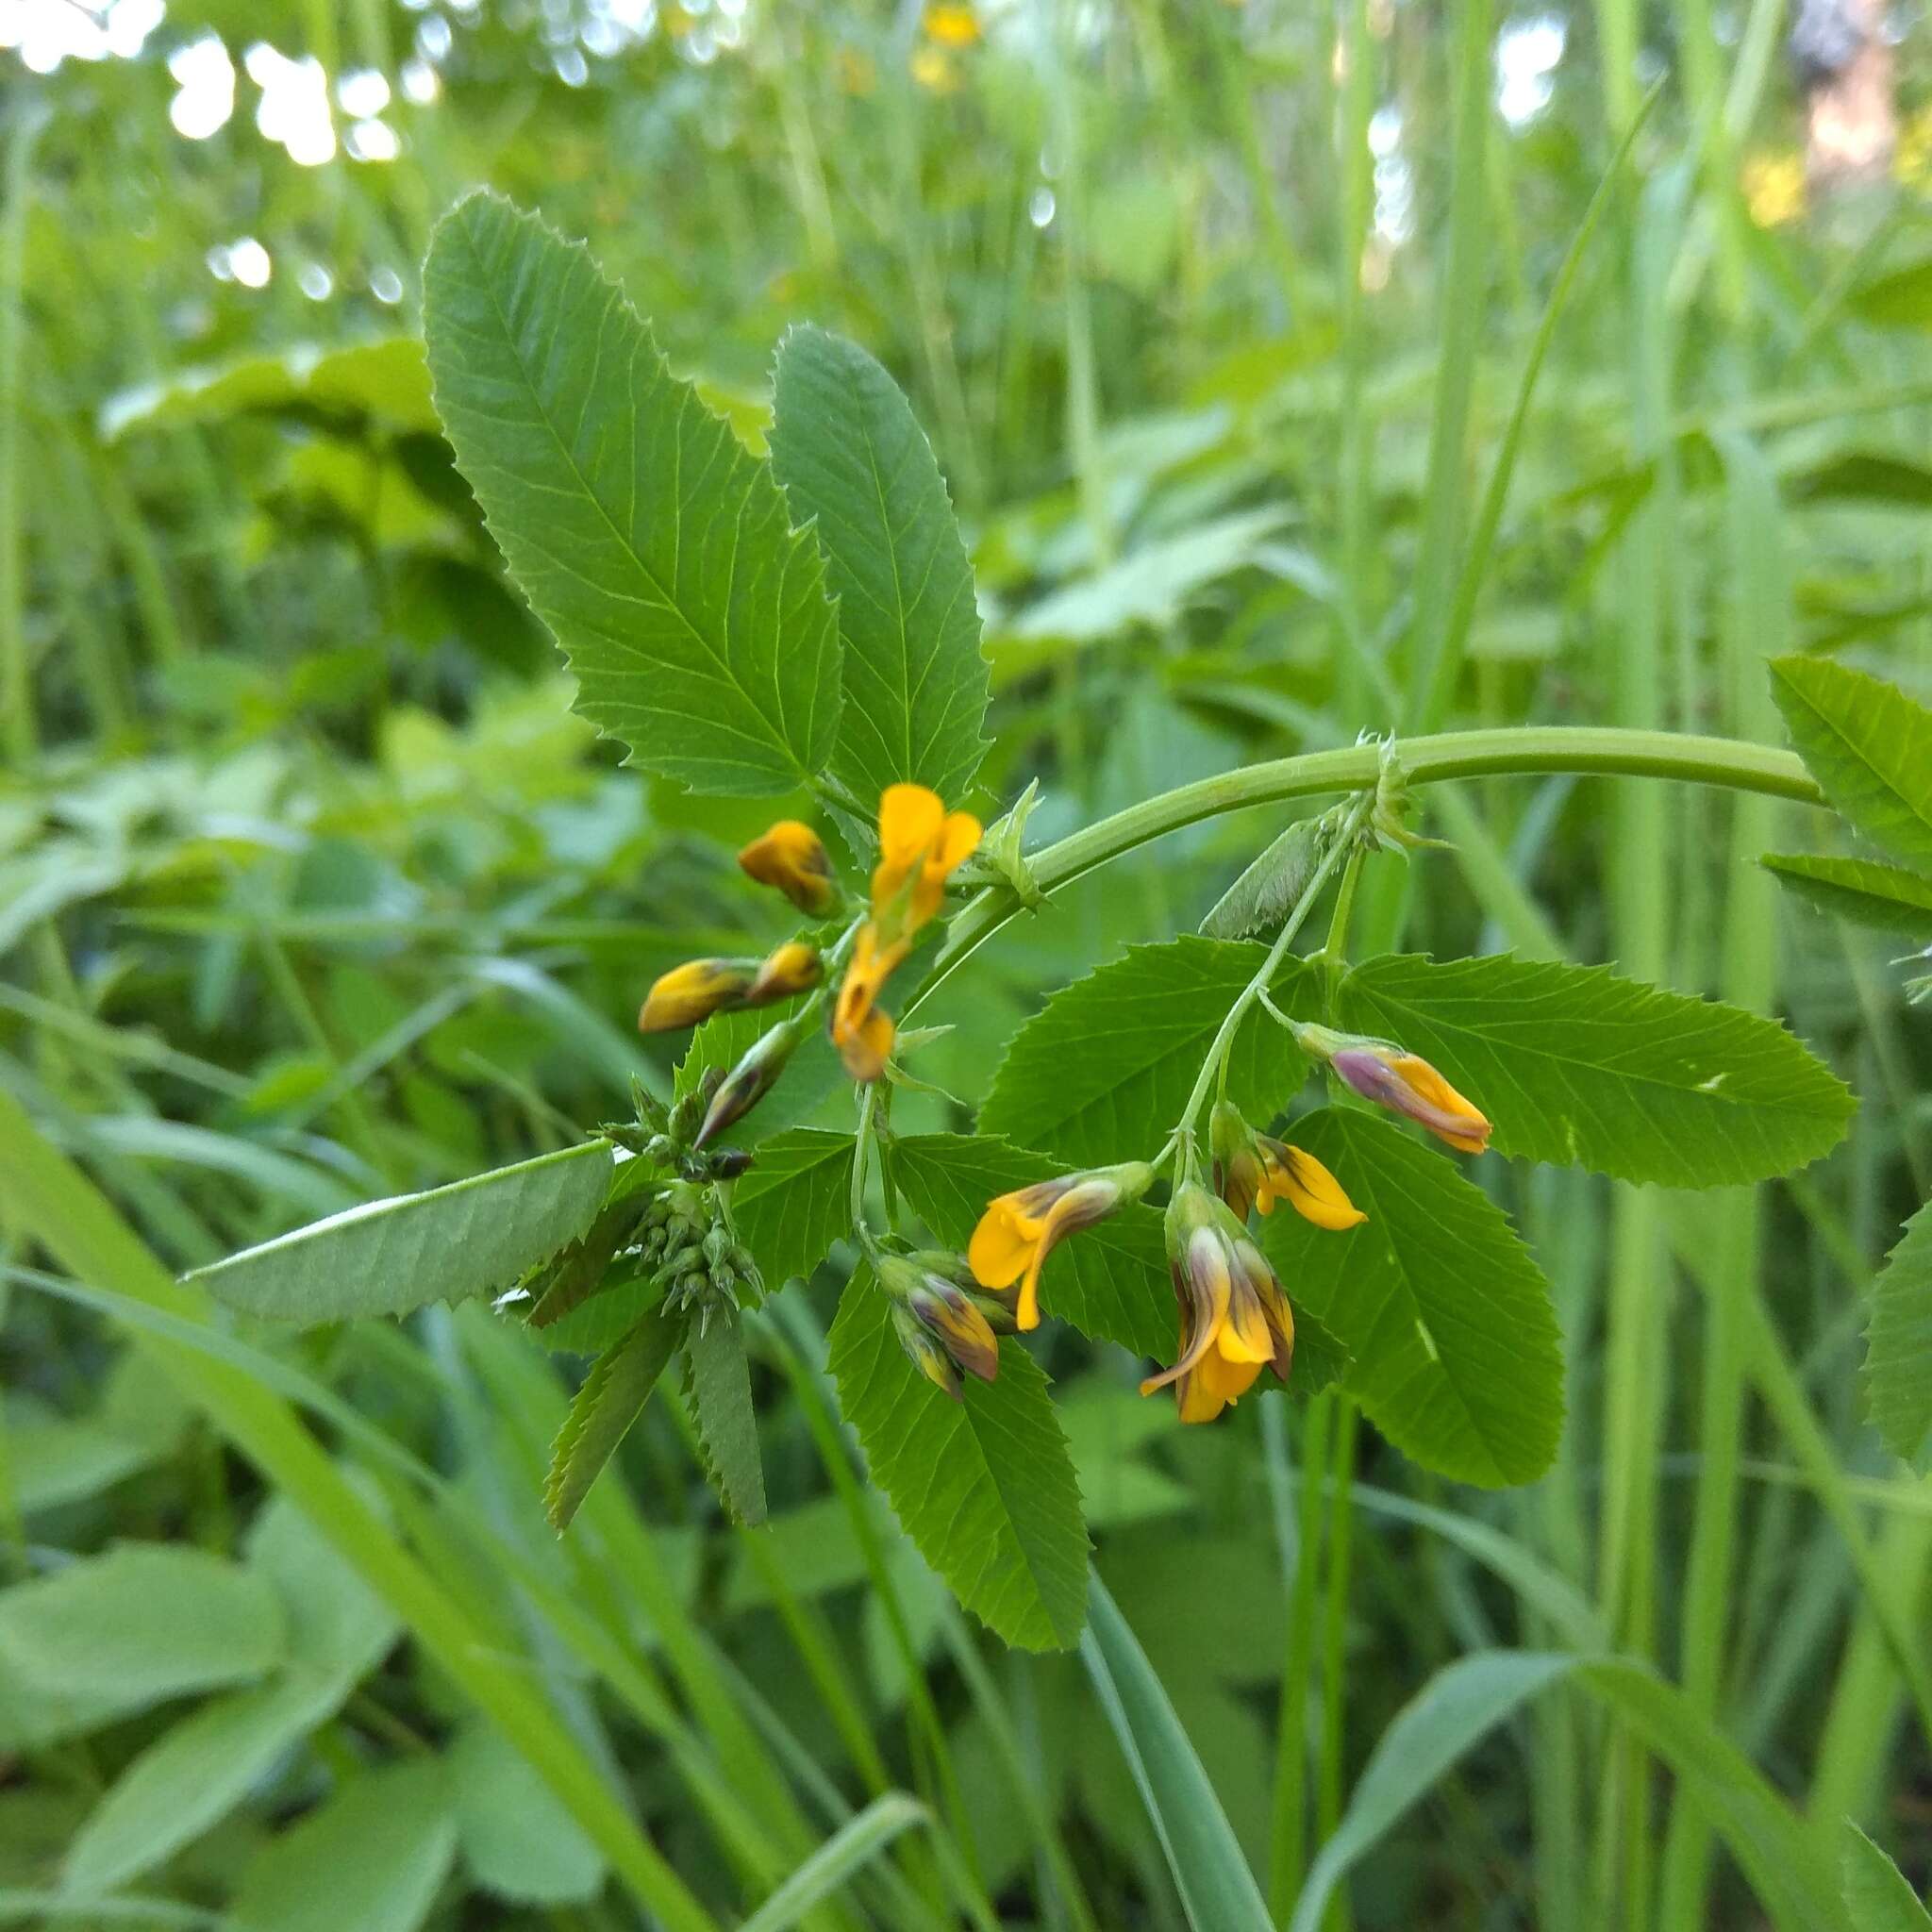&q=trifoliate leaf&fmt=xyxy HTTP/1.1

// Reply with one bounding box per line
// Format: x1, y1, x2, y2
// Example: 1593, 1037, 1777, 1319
732, 1128, 854, 1291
